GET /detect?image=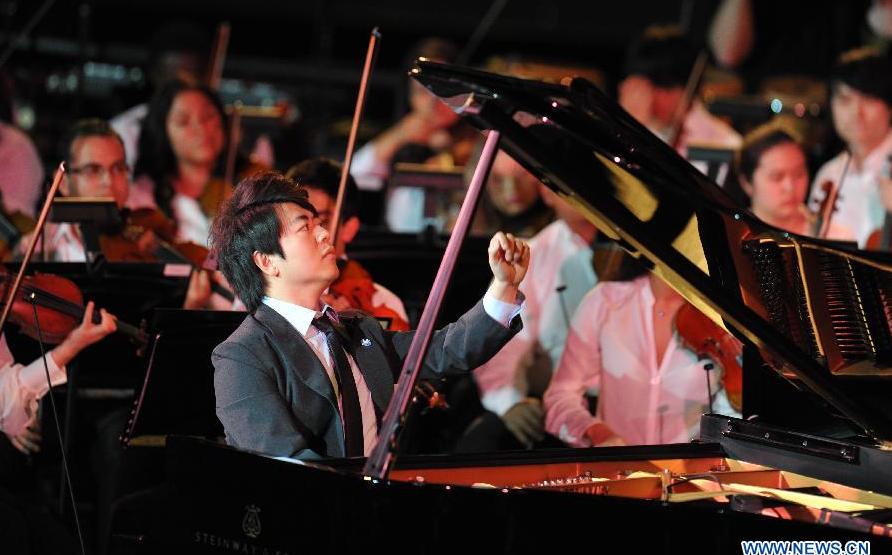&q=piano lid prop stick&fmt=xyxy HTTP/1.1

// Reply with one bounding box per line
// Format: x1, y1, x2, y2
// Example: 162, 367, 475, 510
331, 27, 381, 246
364, 129, 502, 479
